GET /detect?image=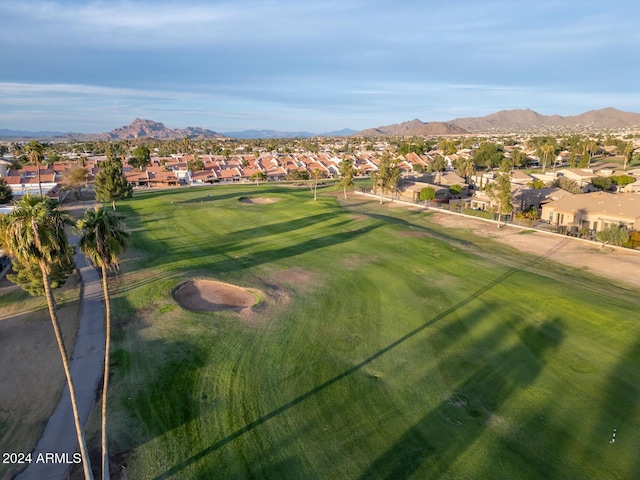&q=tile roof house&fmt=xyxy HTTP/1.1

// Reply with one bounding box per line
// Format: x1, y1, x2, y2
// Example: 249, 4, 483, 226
125, 171, 150, 186
190, 170, 218, 184
148, 170, 179, 186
